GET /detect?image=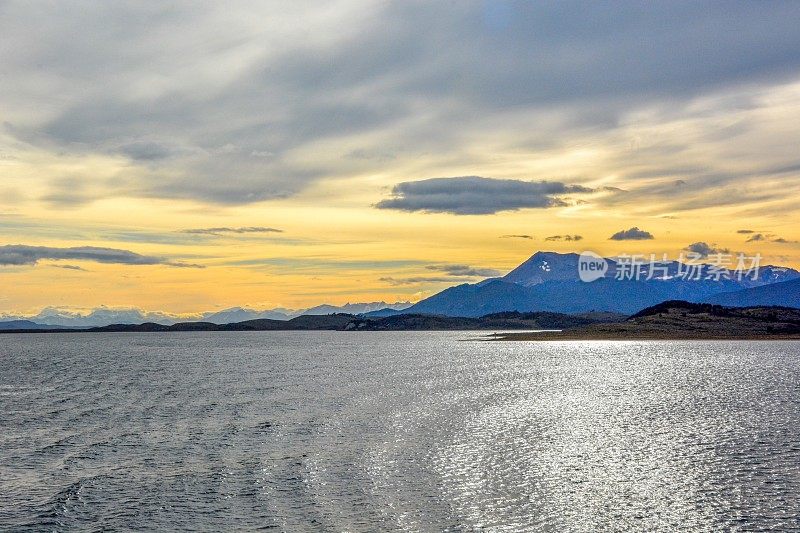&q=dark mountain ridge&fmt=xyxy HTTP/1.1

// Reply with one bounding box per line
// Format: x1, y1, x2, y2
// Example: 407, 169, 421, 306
0, 320, 52, 331
495, 301, 800, 340
703, 278, 800, 308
